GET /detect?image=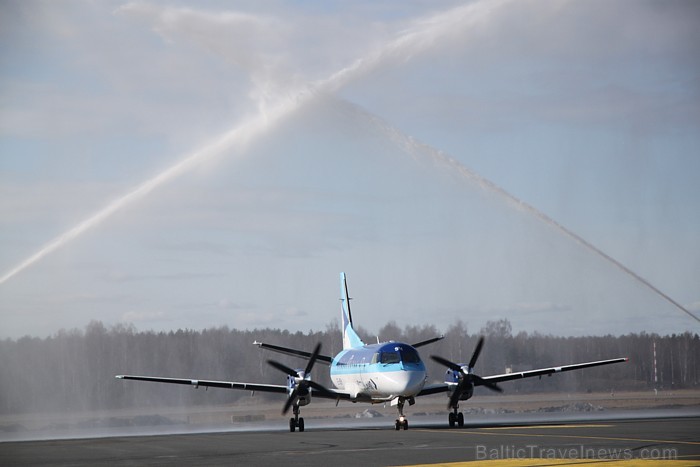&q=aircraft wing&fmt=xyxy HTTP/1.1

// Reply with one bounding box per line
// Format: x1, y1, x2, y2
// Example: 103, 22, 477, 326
479, 357, 629, 385
115, 375, 355, 401
416, 357, 627, 396
416, 383, 450, 396
116, 375, 288, 394
253, 341, 333, 365
253, 336, 445, 360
